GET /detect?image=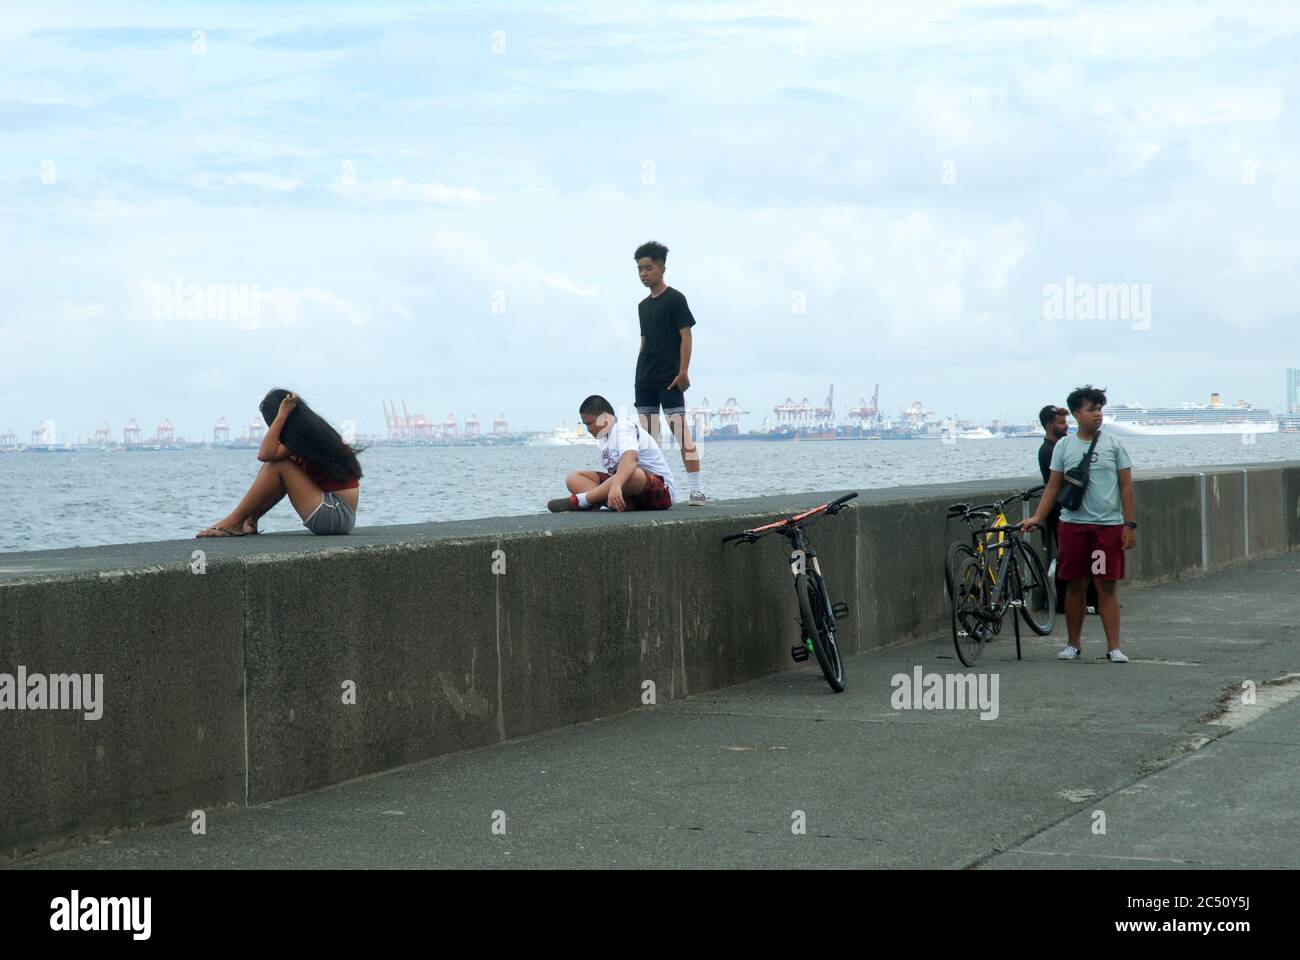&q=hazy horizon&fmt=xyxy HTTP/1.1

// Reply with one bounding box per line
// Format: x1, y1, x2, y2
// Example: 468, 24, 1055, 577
2, 378, 1293, 445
